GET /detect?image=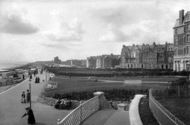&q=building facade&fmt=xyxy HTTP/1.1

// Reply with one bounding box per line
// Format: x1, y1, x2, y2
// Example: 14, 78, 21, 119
86, 56, 97, 69
63, 59, 86, 68
173, 10, 190, 71
120, 45, 142, 68
86, 54, 120, 69
120, 43, 174, 69
54, 56, 61, 64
